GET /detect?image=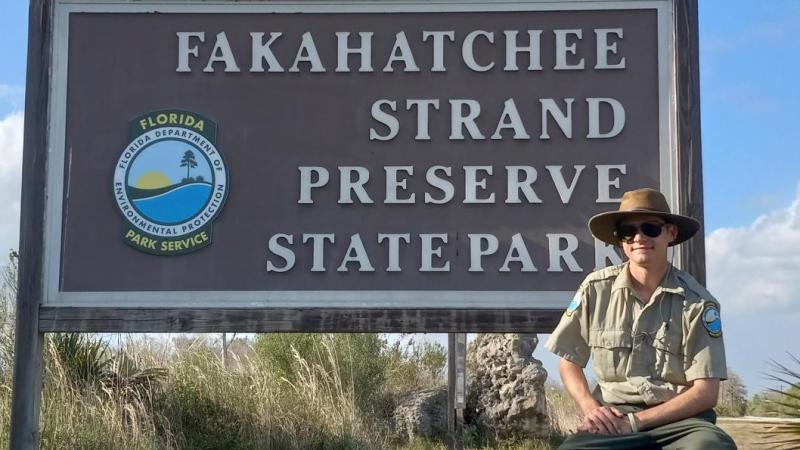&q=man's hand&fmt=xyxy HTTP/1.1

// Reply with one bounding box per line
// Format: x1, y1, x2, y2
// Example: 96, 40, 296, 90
575, 405, 632, 434
558, 359, 634, 435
